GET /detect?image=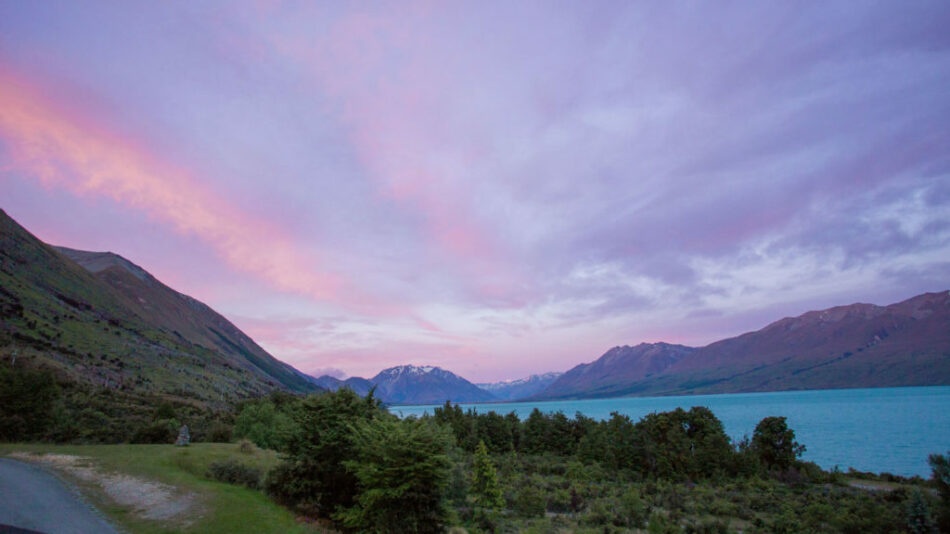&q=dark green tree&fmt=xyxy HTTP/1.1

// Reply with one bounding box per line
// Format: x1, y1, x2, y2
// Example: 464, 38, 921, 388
751, 416, 805, 471
339, 417, 453, 534
233, 398, 298, 451
264, 388, 384, 519
929, 451, 950, 532
905, 488, 936, 534
681, 406, 734, 478
476, 411, 513, 453
0, 366, 59, 441
471, 440, 504, 510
